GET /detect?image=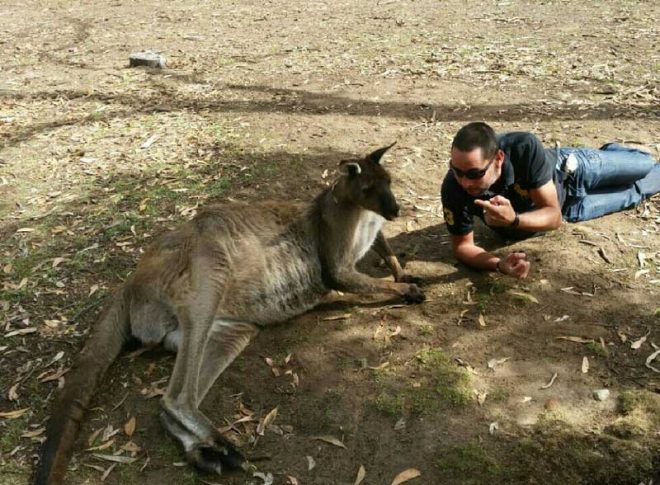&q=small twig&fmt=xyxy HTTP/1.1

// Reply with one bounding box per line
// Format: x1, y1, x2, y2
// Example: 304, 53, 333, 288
597, 247, 612, 264
111, 392, 129, 411
70, 298, 104, 322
